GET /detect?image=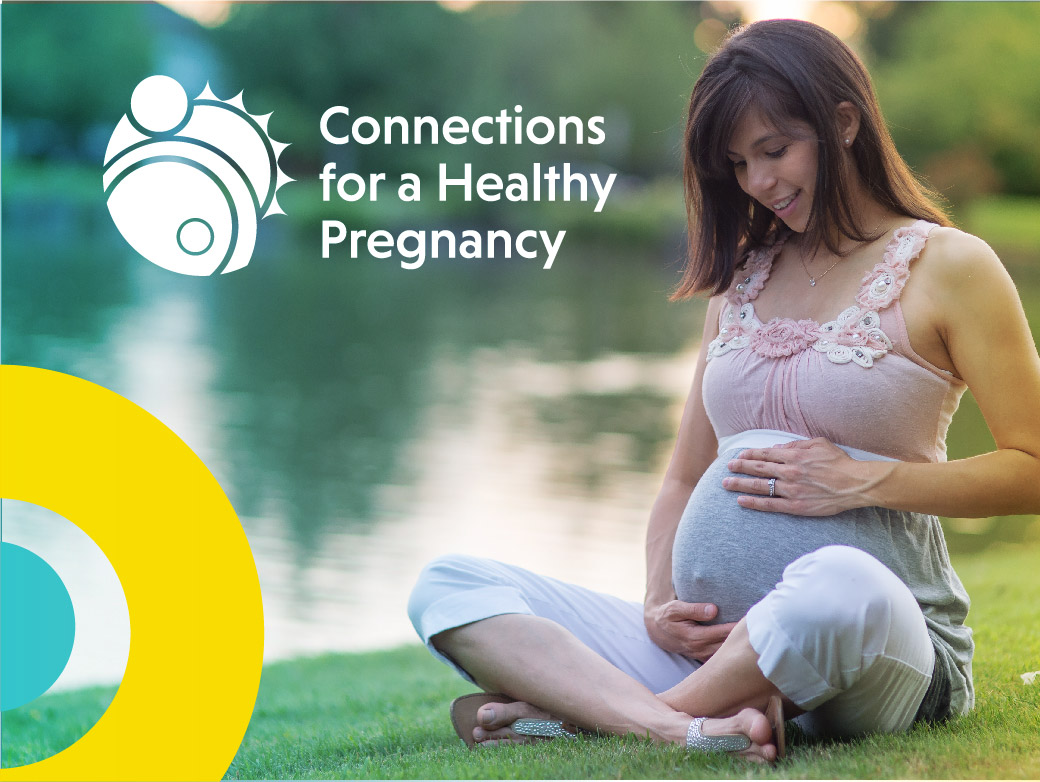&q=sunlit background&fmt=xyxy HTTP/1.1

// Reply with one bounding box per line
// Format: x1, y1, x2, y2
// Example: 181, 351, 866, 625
5, 1, 1040, 690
